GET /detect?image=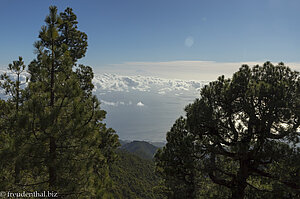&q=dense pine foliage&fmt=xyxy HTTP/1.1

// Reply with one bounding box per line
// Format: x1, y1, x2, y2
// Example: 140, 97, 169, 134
110, 149, 161, 199
121, 141, 159, 160
0, 6, 119, 198
155, 62, 300, 199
